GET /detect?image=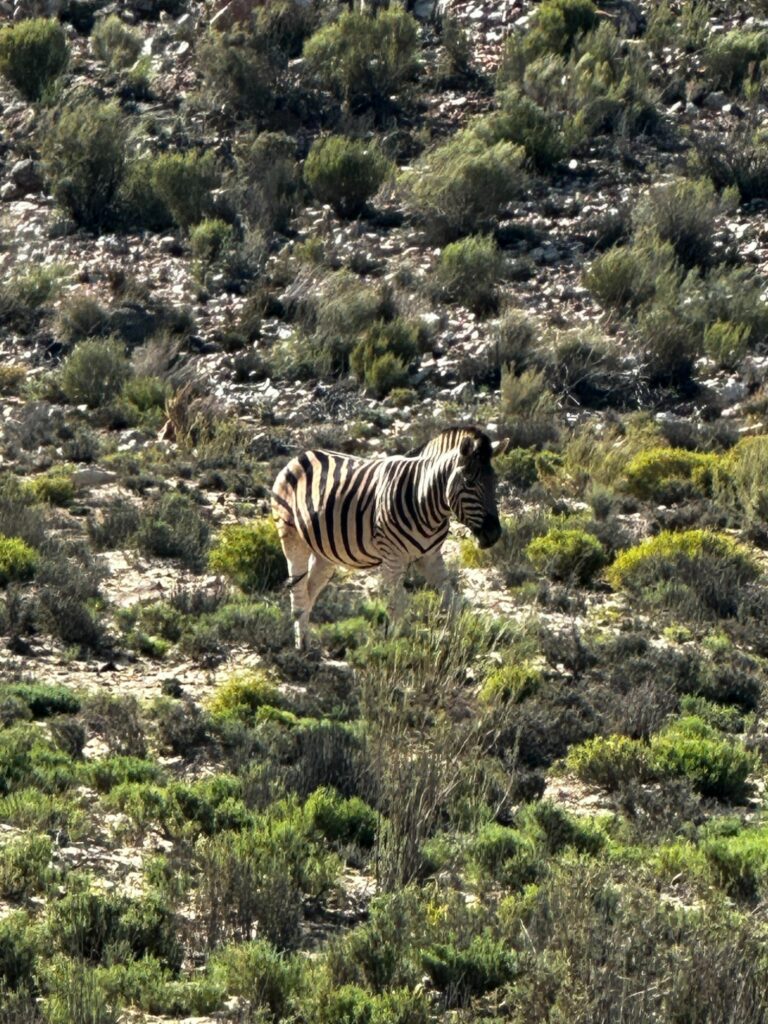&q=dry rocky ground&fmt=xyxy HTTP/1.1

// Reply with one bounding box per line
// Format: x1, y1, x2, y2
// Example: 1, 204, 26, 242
2, 0, 768, 1021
